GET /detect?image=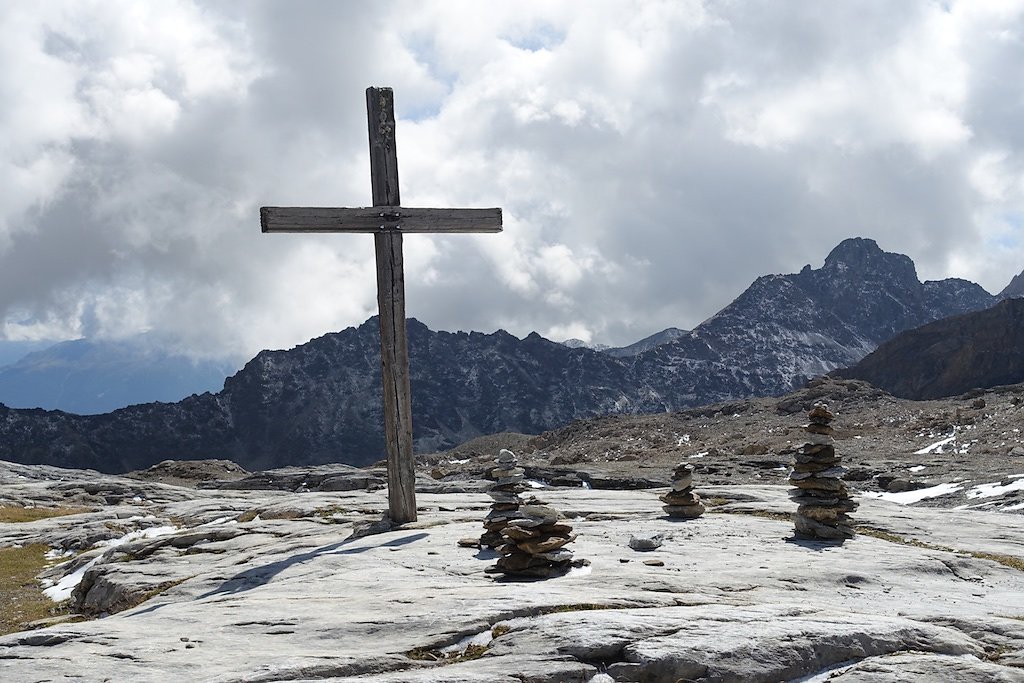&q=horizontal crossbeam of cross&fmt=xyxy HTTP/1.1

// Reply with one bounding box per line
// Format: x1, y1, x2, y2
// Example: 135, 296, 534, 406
261, 206, 502, 233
